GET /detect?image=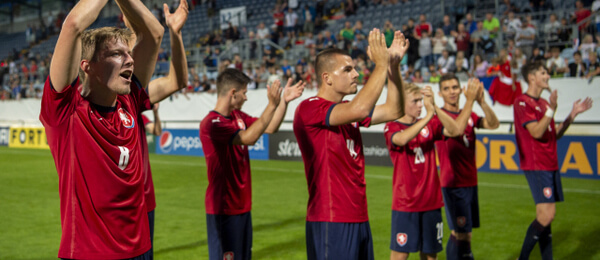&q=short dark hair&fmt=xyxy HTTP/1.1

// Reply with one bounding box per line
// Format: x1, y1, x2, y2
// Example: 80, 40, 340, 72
520, 61, 548, 84
315, 48, 350, 85
438, 73, 459, 89
573, 50, 582, 56
216, 68, 251, 96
